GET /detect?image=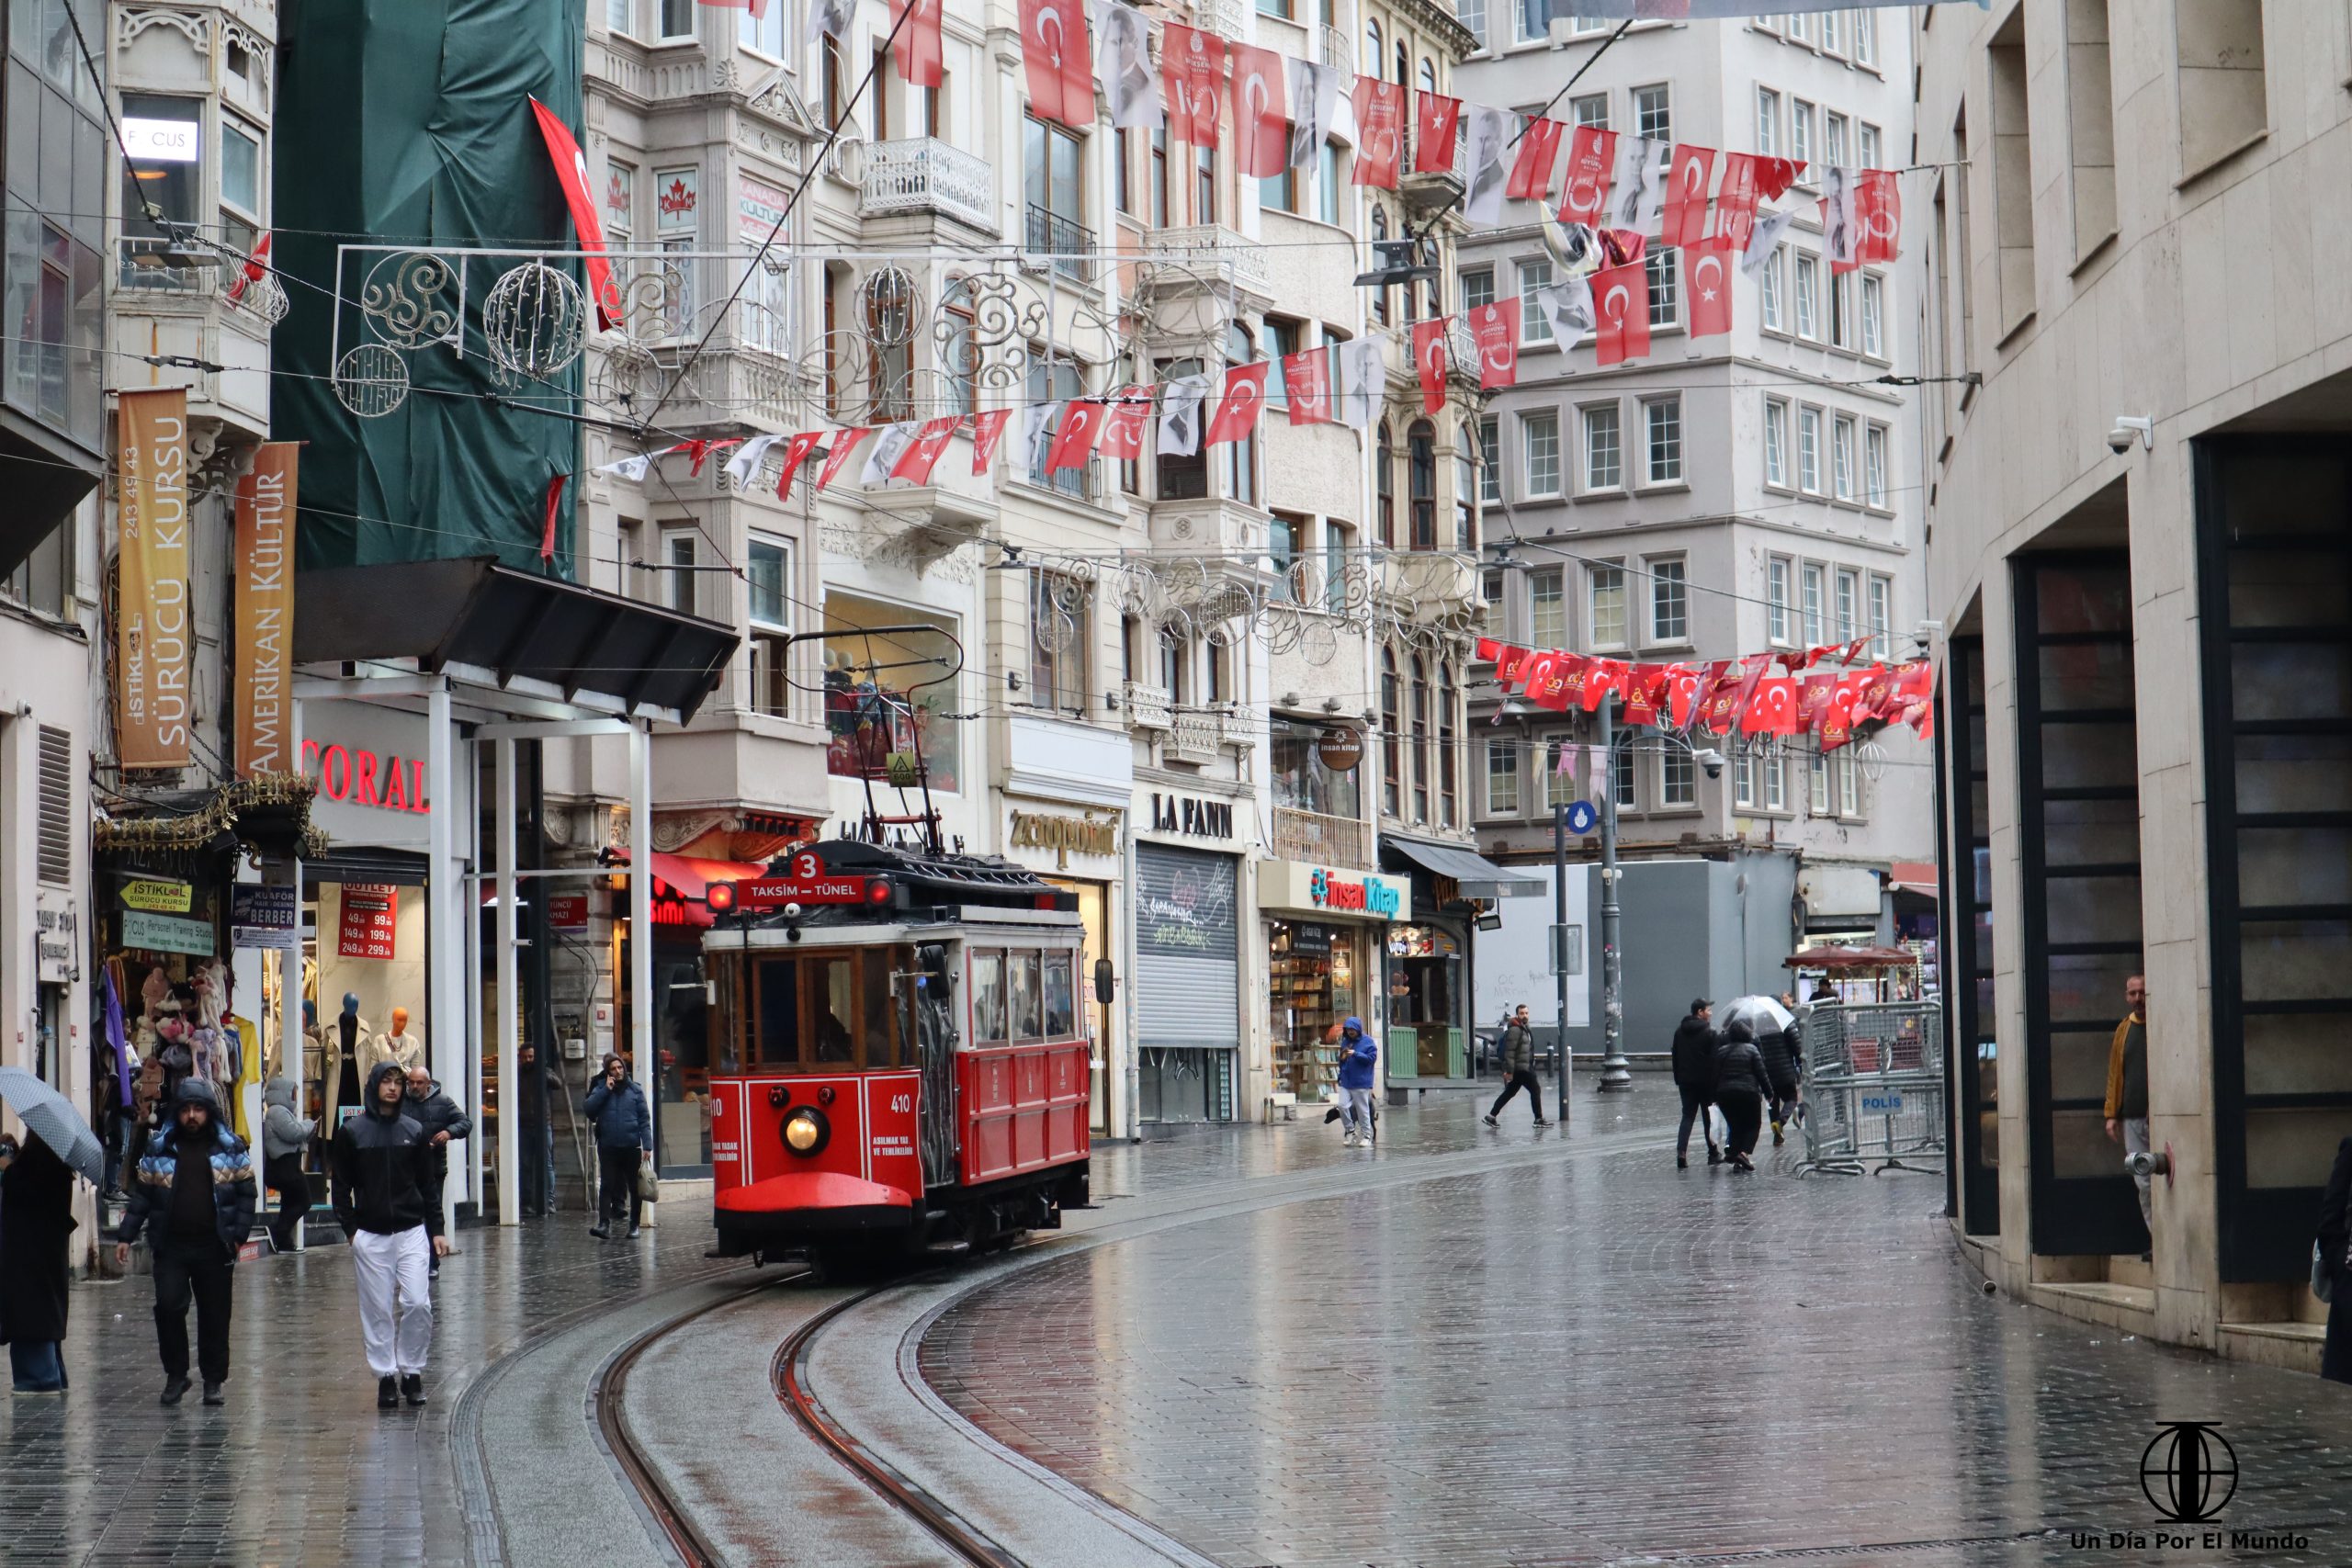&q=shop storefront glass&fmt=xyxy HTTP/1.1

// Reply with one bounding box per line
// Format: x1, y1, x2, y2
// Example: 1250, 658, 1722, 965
1387, 922, 1466, 1078
821, 591, 962, 793
1269, 919, 1375, 1103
